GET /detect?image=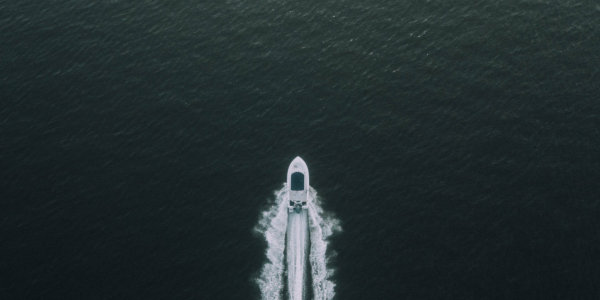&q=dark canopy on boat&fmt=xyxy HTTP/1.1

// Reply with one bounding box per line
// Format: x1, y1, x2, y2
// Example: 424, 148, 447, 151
291, 172, 304, 191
